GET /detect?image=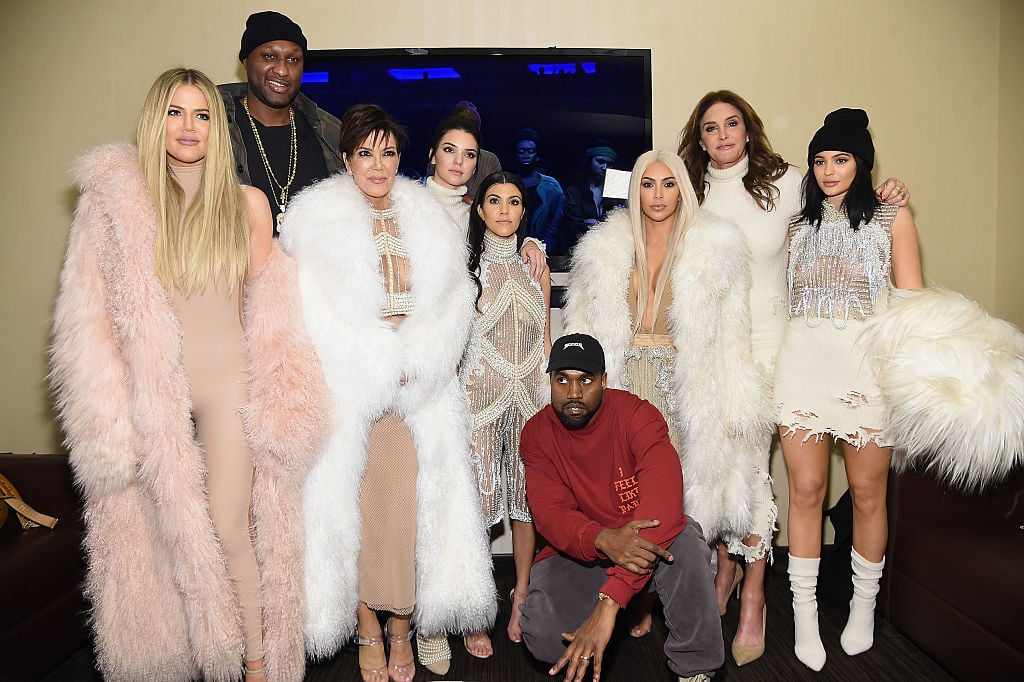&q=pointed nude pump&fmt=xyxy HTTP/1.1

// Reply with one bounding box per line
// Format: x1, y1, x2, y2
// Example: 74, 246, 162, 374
731, 605, 766, 666
416, 632, 451, 674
